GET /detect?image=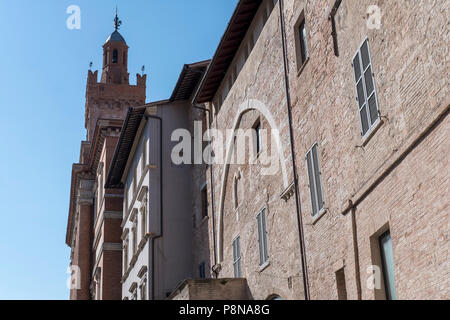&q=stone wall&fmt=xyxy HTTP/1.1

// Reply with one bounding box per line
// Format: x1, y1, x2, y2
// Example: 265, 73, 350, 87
202, 0, 449, 300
